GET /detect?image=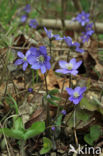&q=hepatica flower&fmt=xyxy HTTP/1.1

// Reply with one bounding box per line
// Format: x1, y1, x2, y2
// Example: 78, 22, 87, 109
28, 88, 33, 93
44, 27, 63, 40
56, 58, 82, 76
81, 32, 90, 43
29, 19, 38, 29
14, 50, 31, 71
28, 46, 51, 74
63, 36, 73, 47
66, 86, 86, 104
53, 34, 63, 40
44, 27, 53, 39
85, 23, 94, 36
21, 15, 27, 23
24, 4, 31, 13
75, 11, 90, 26
51, 126, 55, 131
73, 42, 84, 53
61, 110, 66, 115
